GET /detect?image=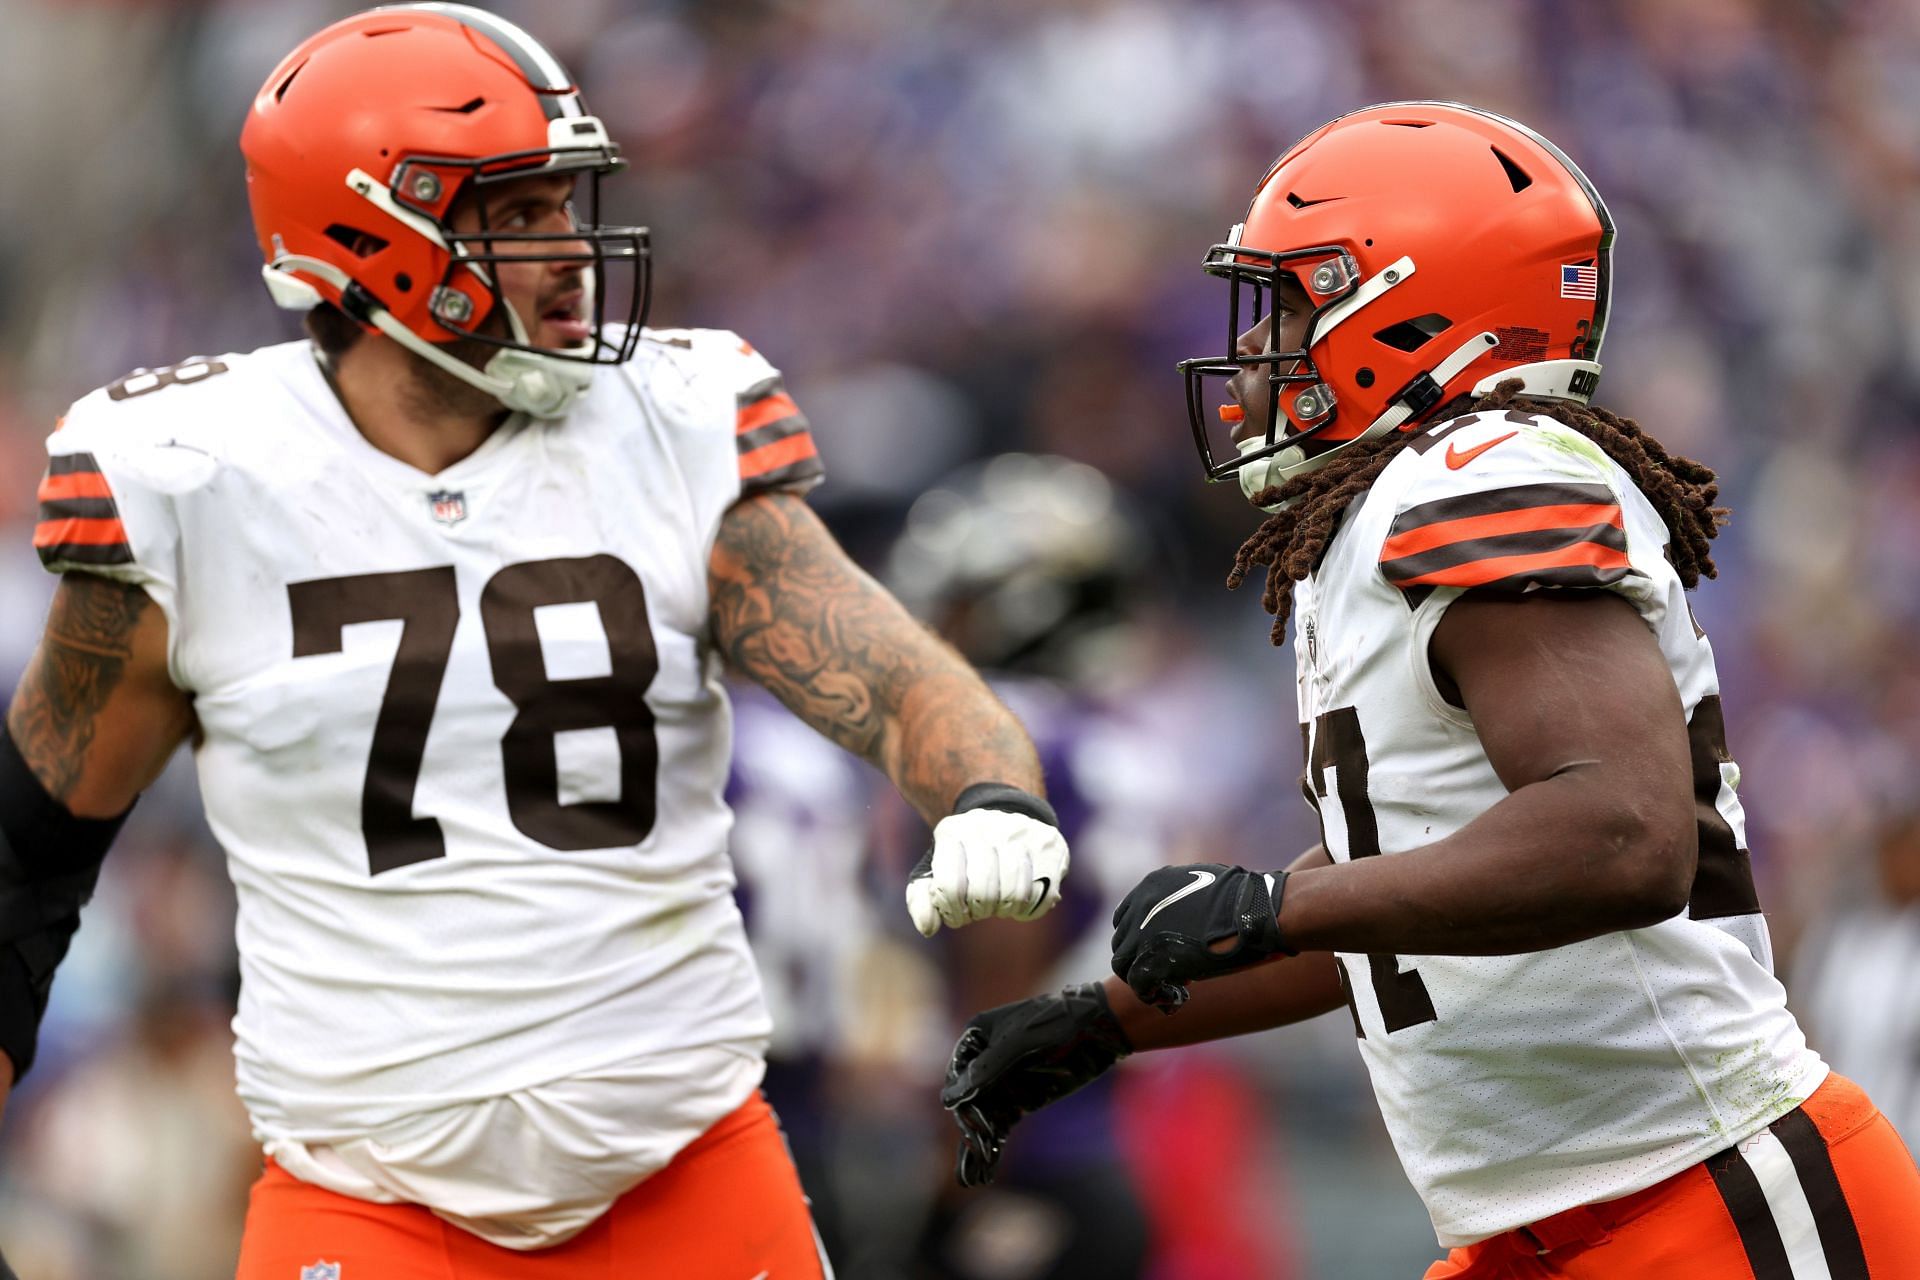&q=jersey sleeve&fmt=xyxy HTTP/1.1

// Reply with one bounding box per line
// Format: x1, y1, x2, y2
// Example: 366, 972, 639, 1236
1378, 413, 1655, 603
32, 389, 202, 636
731, 354, 825, 500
